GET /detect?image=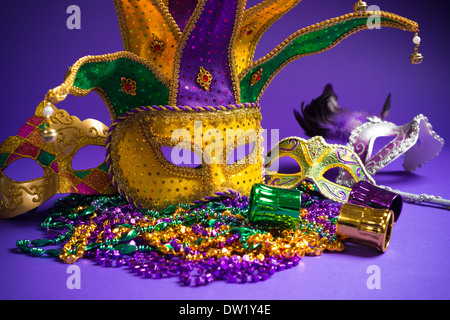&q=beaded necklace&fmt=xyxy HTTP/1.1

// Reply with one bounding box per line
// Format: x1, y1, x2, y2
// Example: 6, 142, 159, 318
16, 191, 344, 286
